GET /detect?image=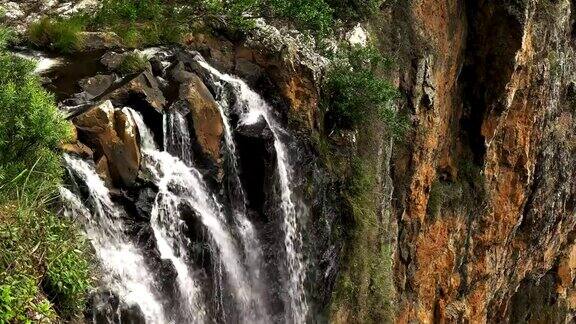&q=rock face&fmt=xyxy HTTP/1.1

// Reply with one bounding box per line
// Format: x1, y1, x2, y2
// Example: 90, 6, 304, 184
379, 0, 576, 322
72, 100, 141, 187
178, 73, 224, 162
